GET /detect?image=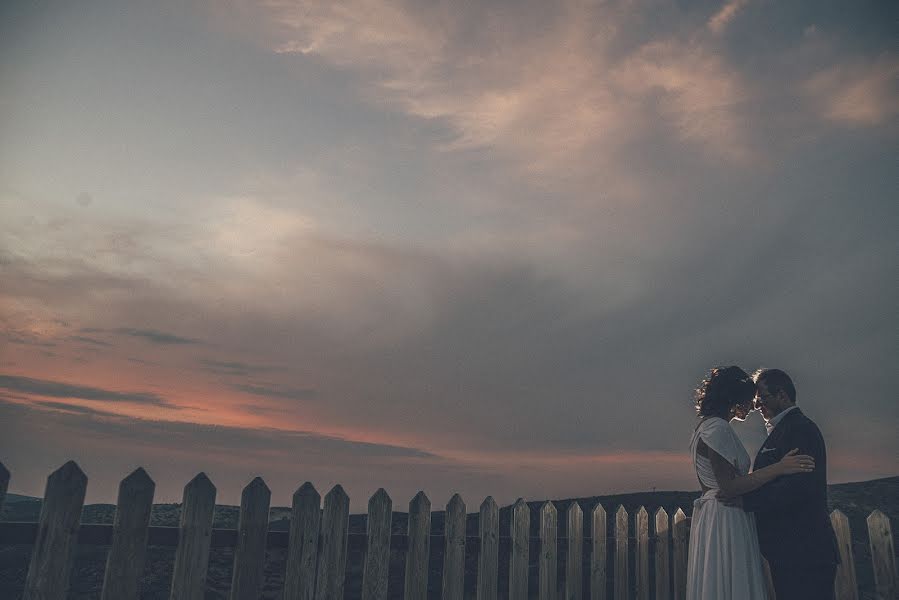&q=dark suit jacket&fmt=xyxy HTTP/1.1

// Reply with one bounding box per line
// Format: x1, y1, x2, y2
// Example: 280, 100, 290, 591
742, 407, 839, 566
